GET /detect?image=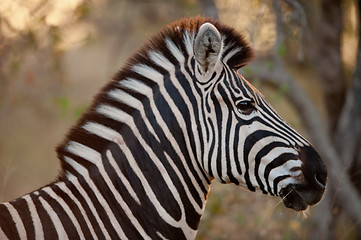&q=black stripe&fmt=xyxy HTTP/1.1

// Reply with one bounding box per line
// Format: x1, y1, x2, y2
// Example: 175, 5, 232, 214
264, 153, 298, 195
254, 142, 290, 195
11, 197, 35, 240
214, 83, 225, 182
243, 130, 288, 192
74, 173, 119, 239
30, 192, 58, 240
106, 142, 188, 239
217, 82, 239, 183
119, 124, 182, 222
141, 94, 205, 208
38, 189, 80, 240
148, 83, 208, 197
273, 175, 290, 194
233, 123, 243, 179
63, 176, 107, 240
206, 116, 216, 178
0, 204, 20, 240
50, 184, 94, 240
258, 100, 305, 144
